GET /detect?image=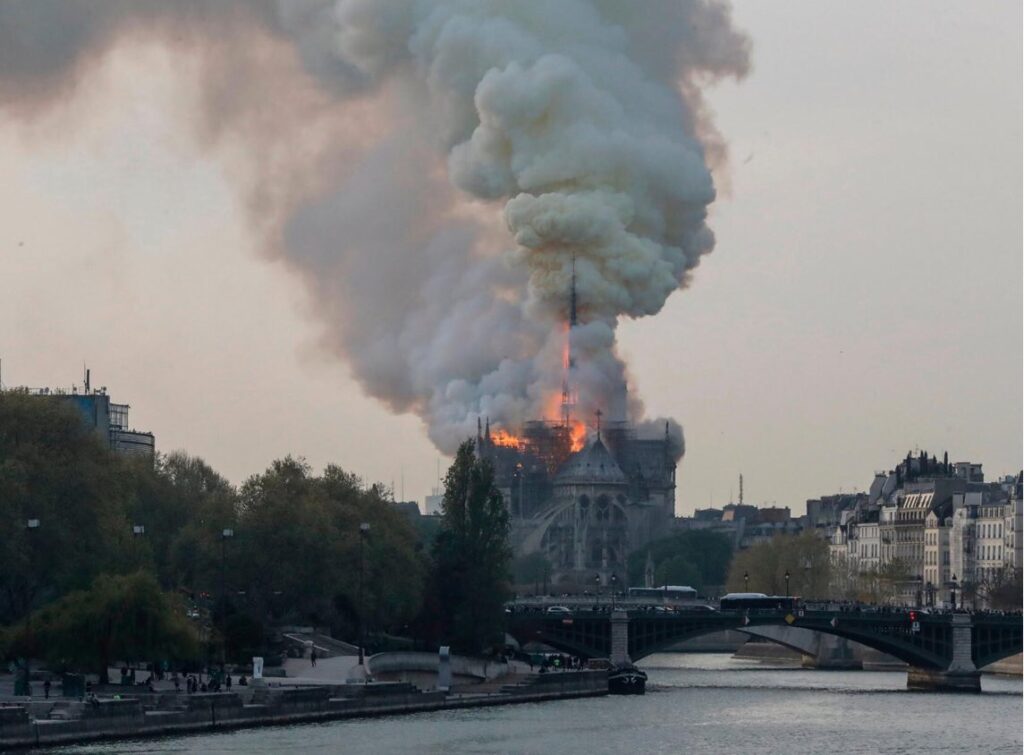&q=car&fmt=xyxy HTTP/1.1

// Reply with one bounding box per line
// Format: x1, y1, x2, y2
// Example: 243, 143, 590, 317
545, 605, 572, 614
